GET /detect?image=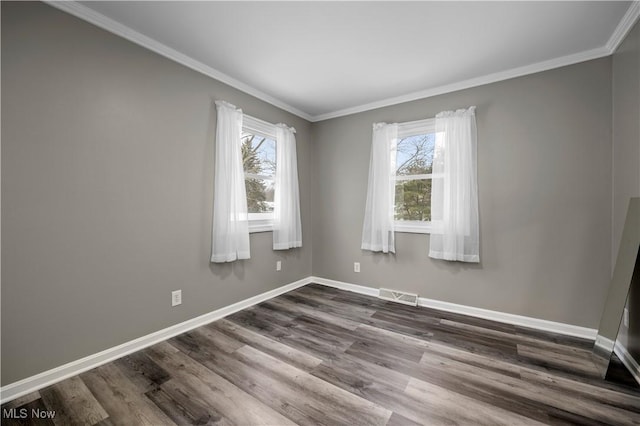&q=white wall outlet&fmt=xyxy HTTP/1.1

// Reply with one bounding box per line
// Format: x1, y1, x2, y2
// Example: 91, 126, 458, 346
171, 290, 182, 307
354, 262, 360, 273
276, 260, 282, 271
623, 308, 629, 327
